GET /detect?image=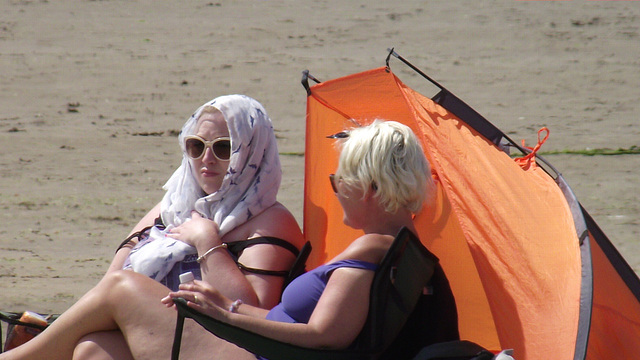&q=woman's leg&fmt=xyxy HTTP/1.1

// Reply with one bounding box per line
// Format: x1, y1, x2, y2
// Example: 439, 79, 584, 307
72, 331, 134, 360
82, 272, 257, 360
0, 271, 173, 359
1, 272, 129, 360
1, 270, 256, 360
